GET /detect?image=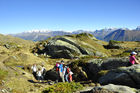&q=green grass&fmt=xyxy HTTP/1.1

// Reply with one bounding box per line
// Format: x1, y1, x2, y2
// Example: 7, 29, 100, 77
42, 82, 83, 93
0, 69, 8, 85
109, 40, 122, 44
75, 33, 93, 38
117, 52, 130, 57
